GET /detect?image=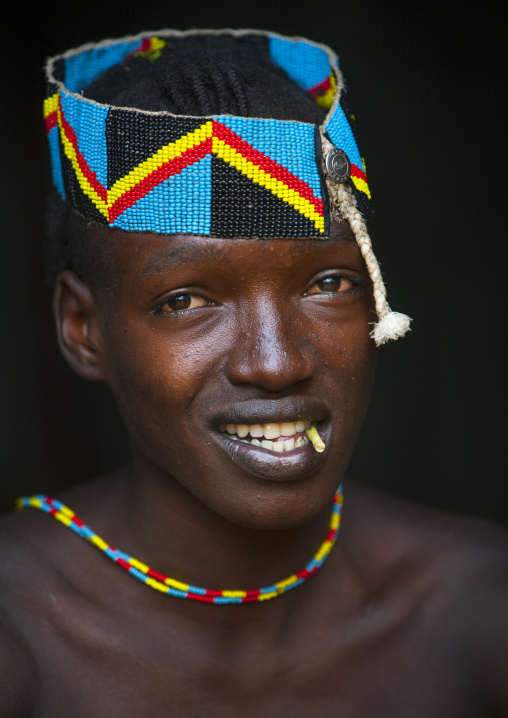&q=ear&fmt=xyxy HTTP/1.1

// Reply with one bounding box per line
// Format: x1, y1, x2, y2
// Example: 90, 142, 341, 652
53, 271, 109, 381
